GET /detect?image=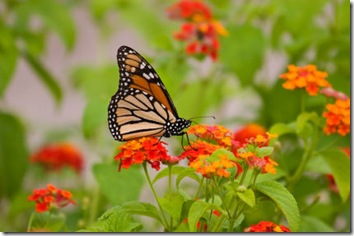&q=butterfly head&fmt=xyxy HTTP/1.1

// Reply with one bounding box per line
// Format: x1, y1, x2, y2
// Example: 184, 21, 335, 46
165, 118, 191, 137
